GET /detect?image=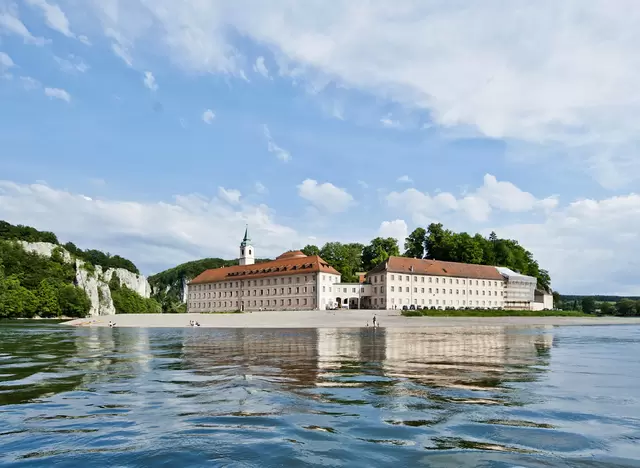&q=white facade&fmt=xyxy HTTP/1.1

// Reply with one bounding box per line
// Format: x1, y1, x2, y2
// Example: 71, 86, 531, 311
367, 271, 506, 310
496, 267, 537, 310
188, 272, 321, 312
327, 282, 372, 309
